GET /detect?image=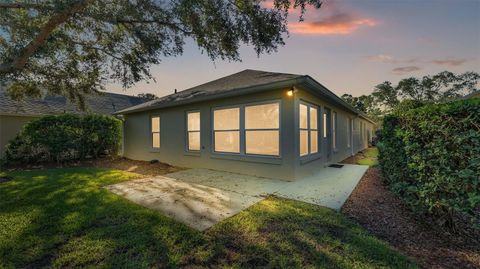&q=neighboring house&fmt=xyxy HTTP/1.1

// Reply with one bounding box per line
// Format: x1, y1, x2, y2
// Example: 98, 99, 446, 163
463, 90, 480, 99
0, 89, 146, 158
117, 69, 375, 181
